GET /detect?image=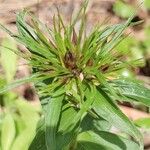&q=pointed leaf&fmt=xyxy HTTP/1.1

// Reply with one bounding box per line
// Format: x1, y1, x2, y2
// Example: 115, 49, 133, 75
77, 131, 140, 150
45, 94, 64, 150
134, 118, 150, 129
1, 37, 18, 83
93, 88, 143, 148
29, 118, 47, 150
110, 79, 150, 106
1, 114, 16, 150
0, 73, 44, 94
